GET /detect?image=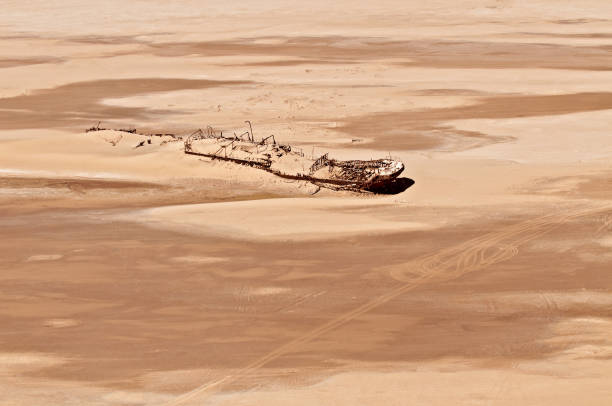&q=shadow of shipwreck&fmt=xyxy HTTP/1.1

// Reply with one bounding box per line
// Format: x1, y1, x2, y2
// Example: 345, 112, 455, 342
368, 177, 415, 195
